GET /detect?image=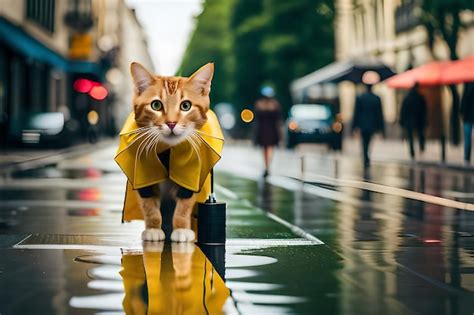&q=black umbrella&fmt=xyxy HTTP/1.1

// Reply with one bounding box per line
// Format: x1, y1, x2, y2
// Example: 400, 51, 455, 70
291, 57, 397, 97
321, 58, 397, 84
